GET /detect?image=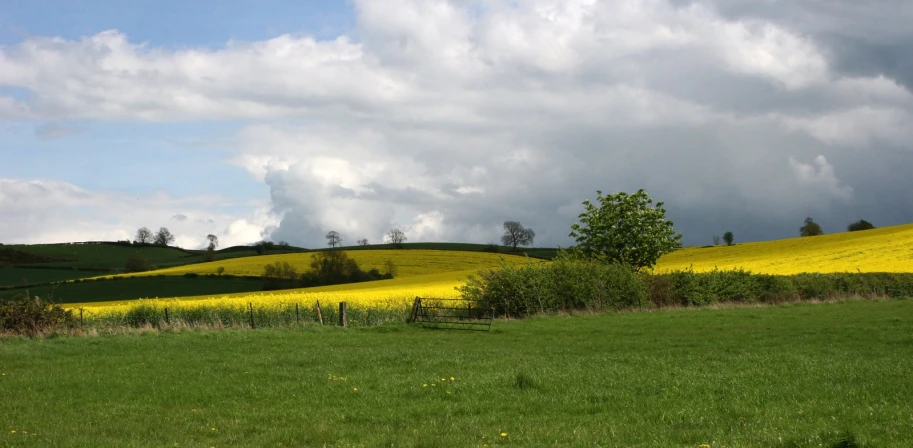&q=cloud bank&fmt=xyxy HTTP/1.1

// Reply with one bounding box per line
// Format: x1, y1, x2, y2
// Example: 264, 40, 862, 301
2, 0, 912, 247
